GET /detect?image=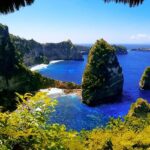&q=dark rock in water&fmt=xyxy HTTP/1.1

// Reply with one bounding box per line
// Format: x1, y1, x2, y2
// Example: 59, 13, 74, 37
128, 98, 150, 117
140, 67, 150, 89
82, 39, 124, 106
132, 48, 150, 51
